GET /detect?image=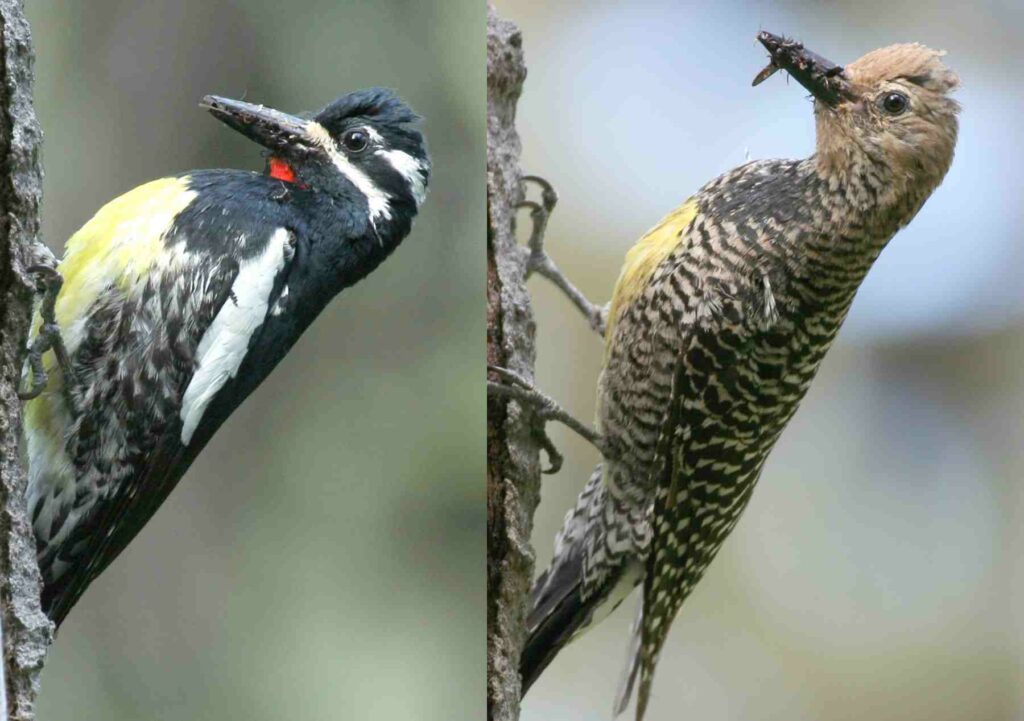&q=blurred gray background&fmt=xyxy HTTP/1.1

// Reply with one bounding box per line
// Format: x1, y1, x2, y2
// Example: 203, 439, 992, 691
496, 1, 1024, 720
26, 2, 482, 720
